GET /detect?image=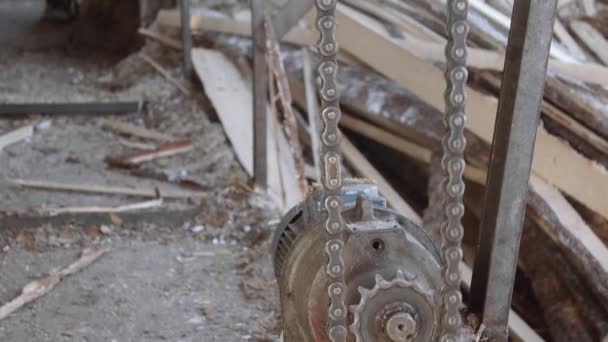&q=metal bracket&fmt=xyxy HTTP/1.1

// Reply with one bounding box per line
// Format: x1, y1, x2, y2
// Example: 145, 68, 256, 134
252, 0, 314, 189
